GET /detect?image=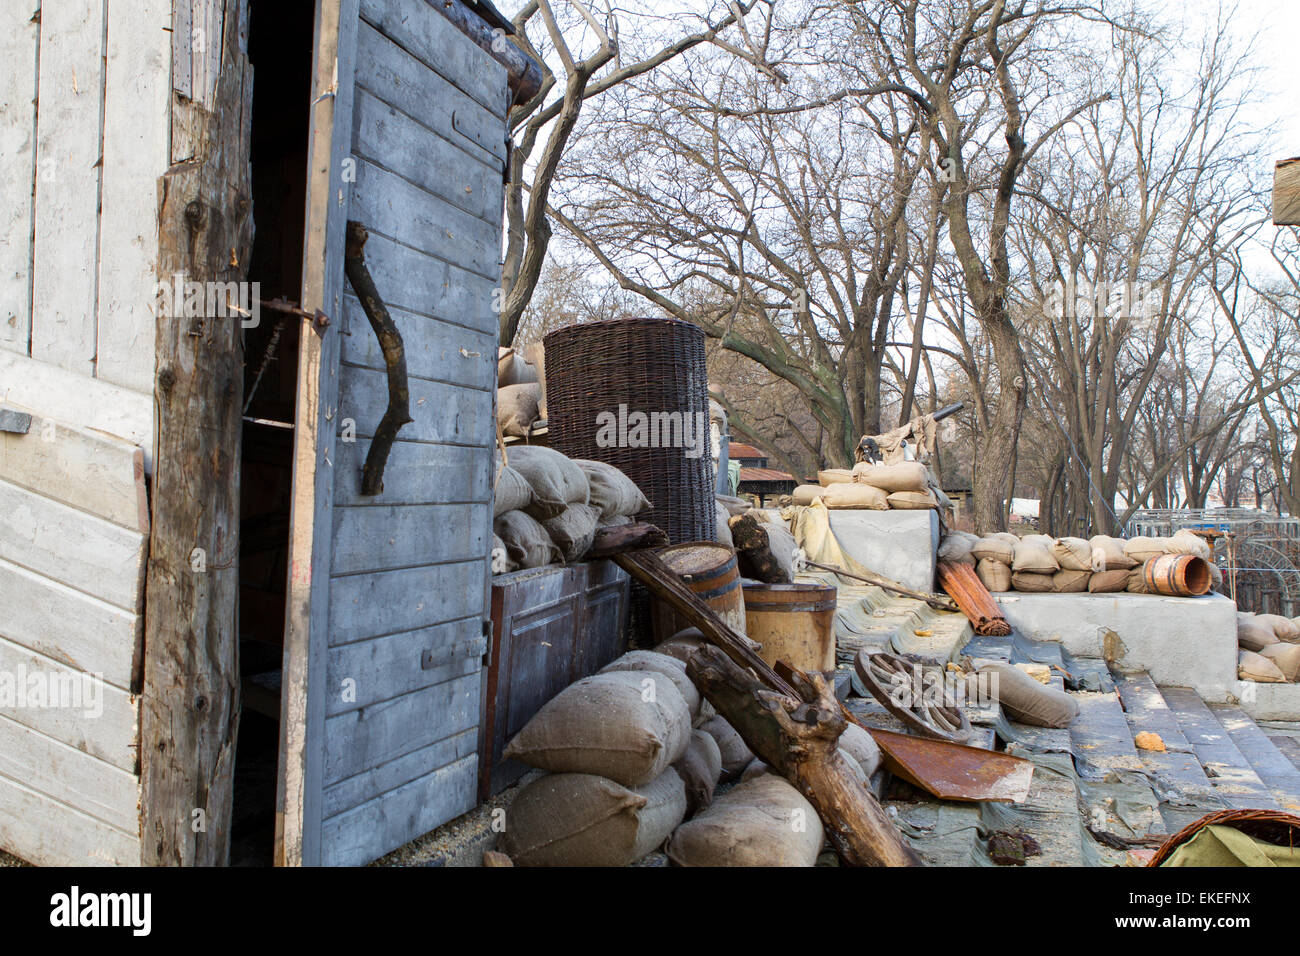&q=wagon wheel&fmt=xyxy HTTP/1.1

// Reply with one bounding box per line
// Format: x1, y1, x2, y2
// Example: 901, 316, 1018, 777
853, 650, 973, 743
